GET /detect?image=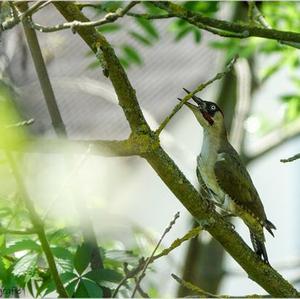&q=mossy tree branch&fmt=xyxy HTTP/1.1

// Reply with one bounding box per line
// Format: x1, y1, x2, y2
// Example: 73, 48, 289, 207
2, 136, 159, 157
52, 2, 299, 297
152, 2, 300, 45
